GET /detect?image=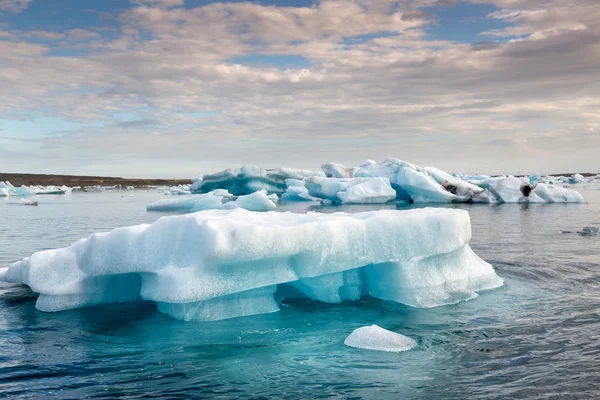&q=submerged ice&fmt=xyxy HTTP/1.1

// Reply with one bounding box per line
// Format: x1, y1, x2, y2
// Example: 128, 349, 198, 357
0, 208, 503, 322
